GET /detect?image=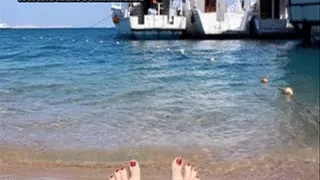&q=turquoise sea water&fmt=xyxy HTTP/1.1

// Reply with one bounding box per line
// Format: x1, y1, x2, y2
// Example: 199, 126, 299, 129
0, 28, 319, 160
